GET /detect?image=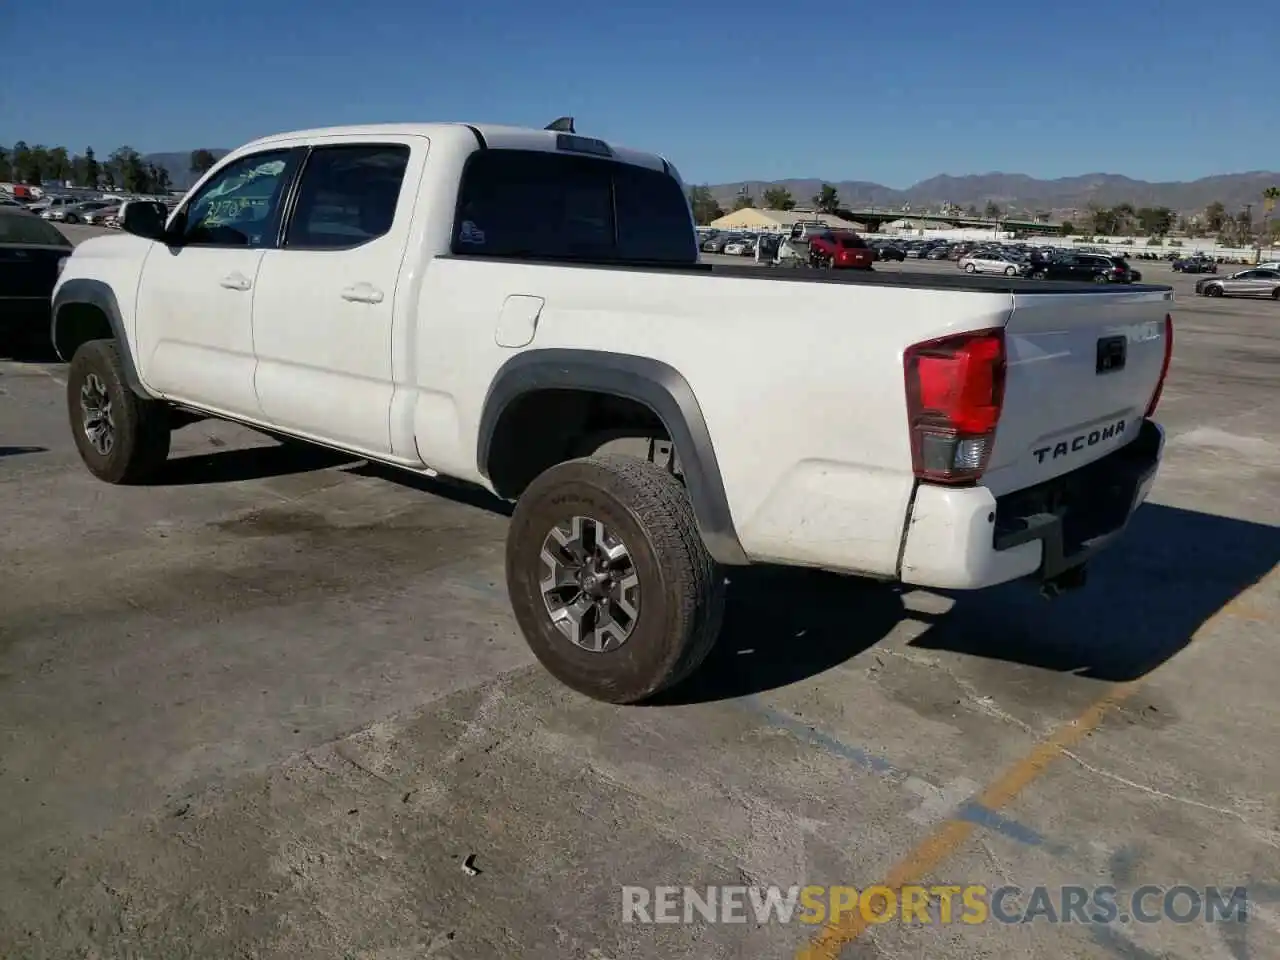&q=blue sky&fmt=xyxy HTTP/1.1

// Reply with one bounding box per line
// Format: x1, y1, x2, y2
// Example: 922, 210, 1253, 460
3, 0, 1274, 187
